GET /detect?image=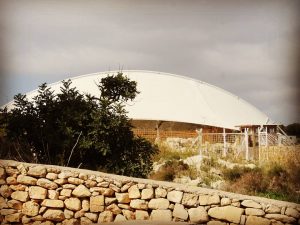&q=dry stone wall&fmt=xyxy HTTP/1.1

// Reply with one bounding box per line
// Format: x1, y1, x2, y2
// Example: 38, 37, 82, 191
0, 160, 300, 225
